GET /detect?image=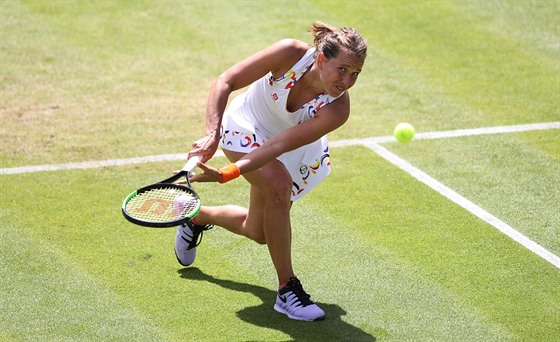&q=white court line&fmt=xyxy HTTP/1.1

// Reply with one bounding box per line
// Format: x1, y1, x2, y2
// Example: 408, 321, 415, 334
1, 122, 558, 175
0, 151, 226, 175
331, 121, 560, 147
1, 121, 559, 268
366, 143, 560, 270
